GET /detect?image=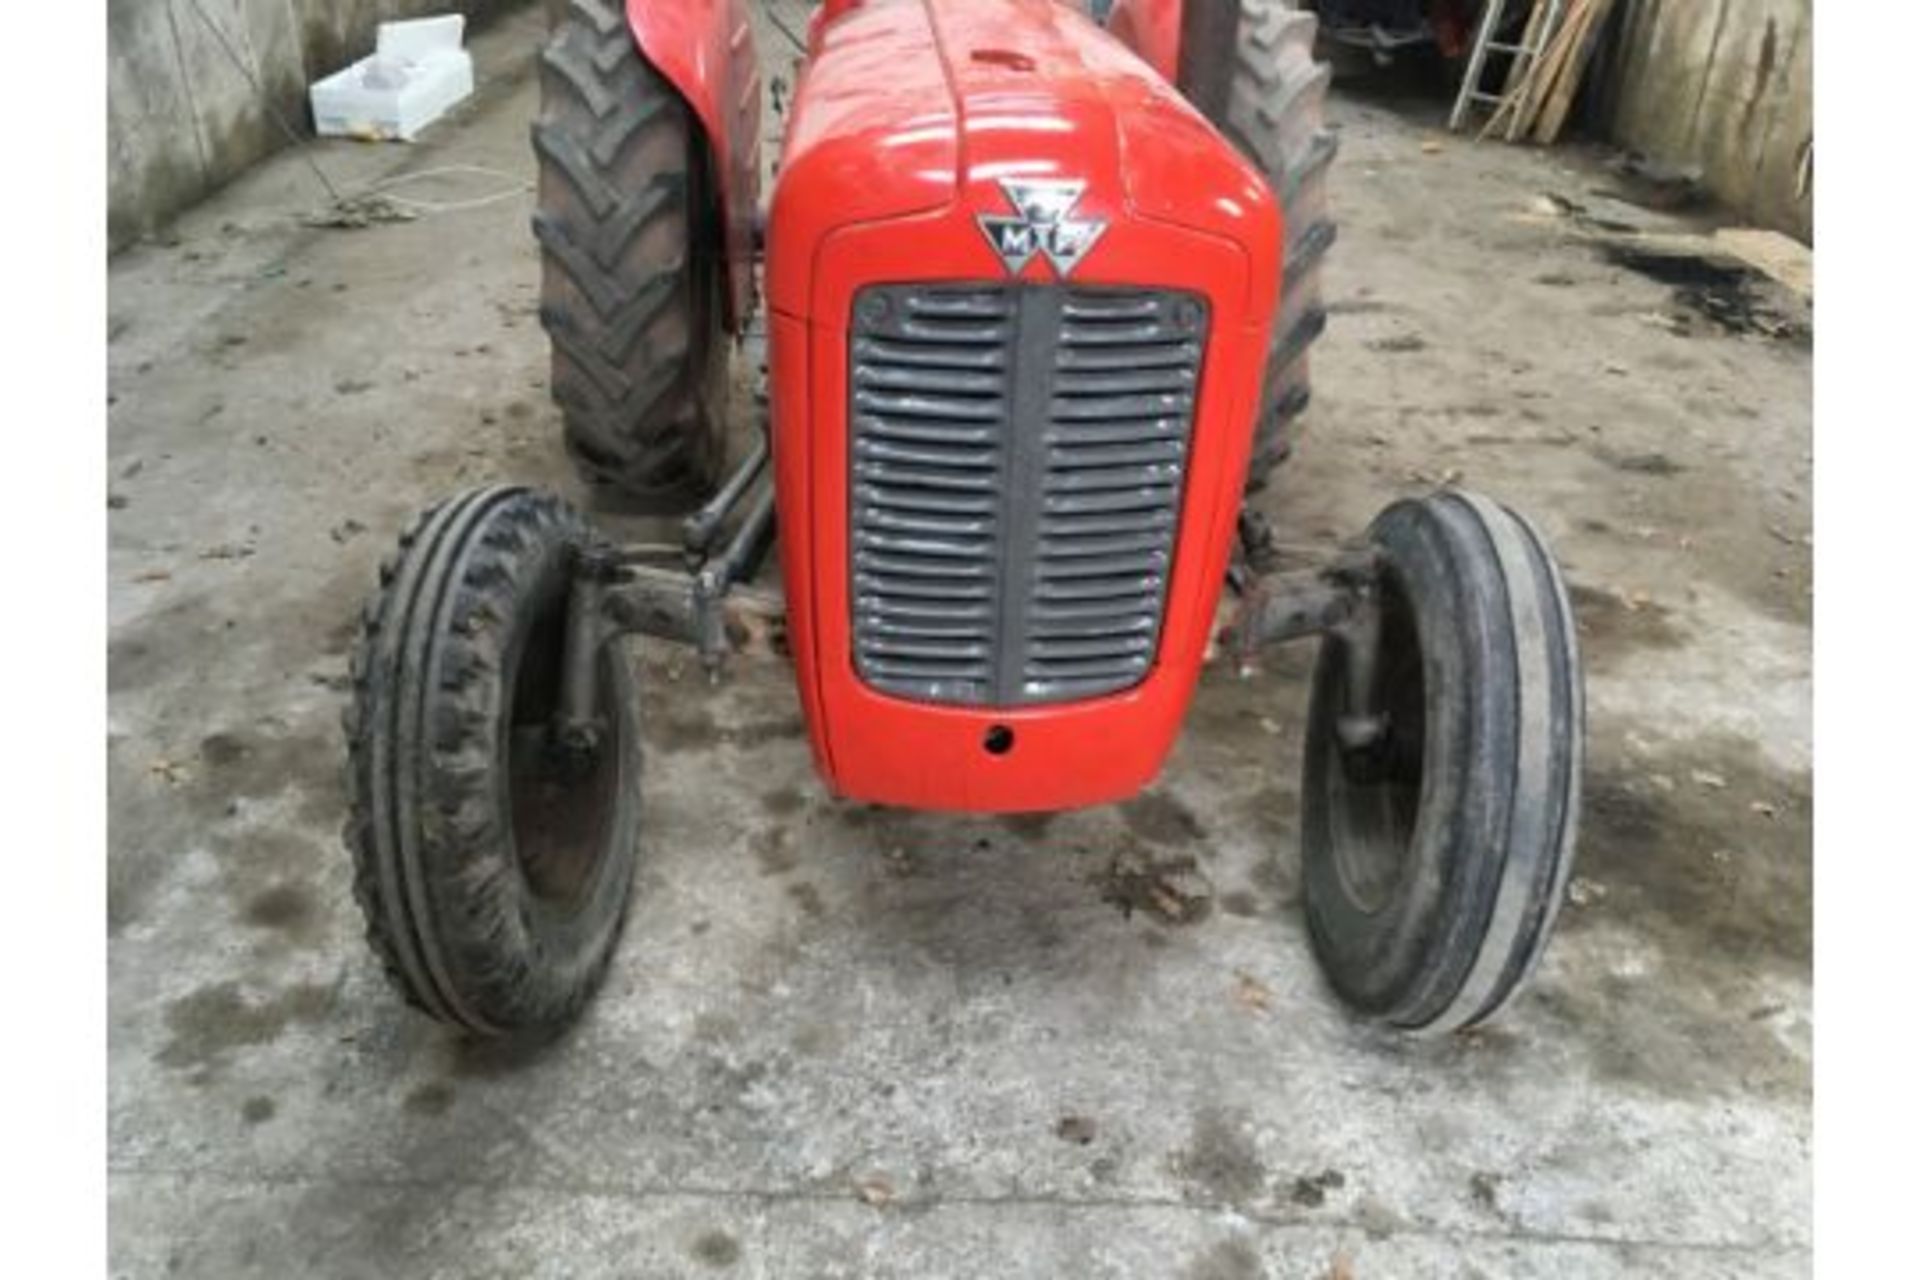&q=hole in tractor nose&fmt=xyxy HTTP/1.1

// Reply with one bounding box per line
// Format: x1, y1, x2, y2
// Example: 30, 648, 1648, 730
983, 725, 1015, 756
